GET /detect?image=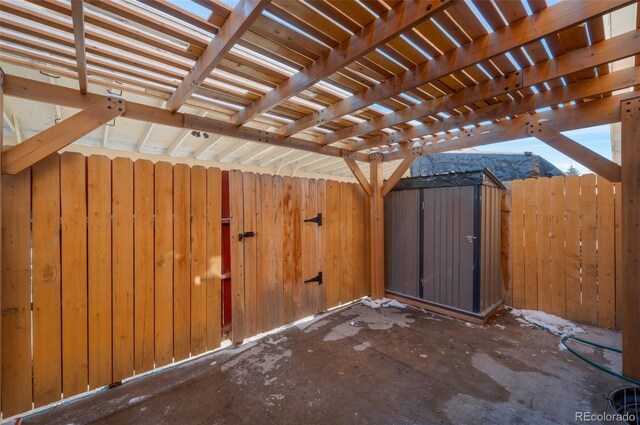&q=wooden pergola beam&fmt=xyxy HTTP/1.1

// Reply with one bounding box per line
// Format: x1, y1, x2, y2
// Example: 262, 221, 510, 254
166, 0, 269, 113
366, 66, 640, 154
70, 0, 88, 94
325, 30, 640, 148
277, 0, 633, 137
232, 0, 454, 125
381, 90, 640, 161
342, 152, 371, 196
621, 96, 640, 381
2, 74, 370, 162
529, 122, 621, 182
2, 97, 125, 175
